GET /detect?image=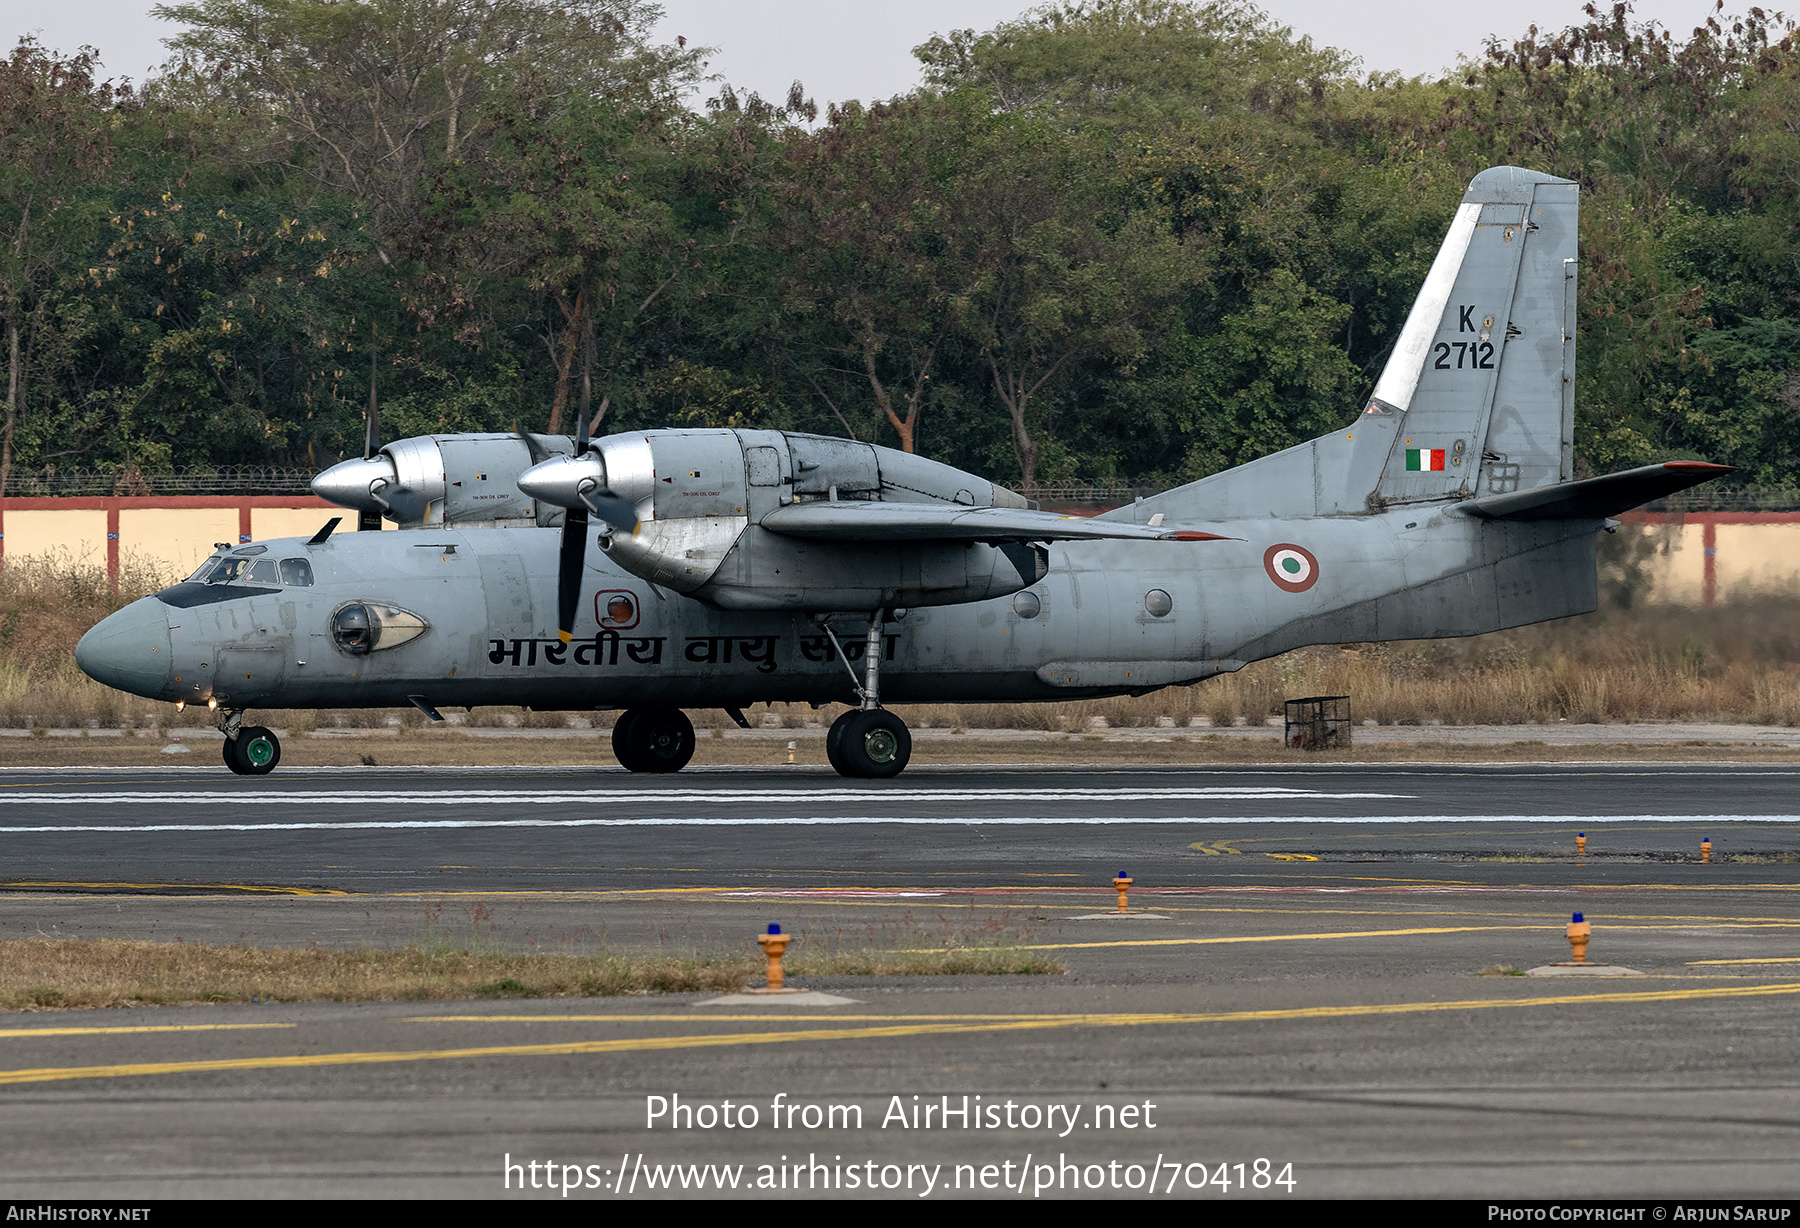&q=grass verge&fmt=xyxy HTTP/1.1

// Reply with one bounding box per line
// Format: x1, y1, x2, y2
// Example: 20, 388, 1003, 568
0, 939, 1062, 1010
